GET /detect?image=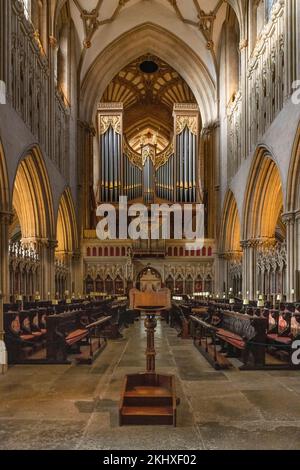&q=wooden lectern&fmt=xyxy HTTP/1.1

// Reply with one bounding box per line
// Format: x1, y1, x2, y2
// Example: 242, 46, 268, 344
119, 287, 177, 426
